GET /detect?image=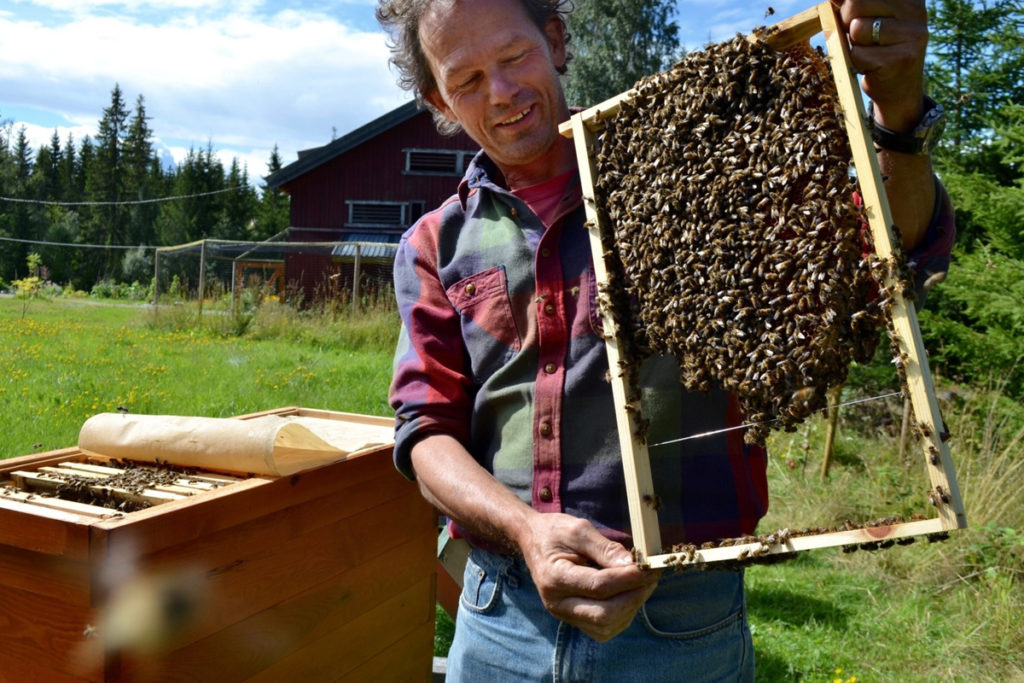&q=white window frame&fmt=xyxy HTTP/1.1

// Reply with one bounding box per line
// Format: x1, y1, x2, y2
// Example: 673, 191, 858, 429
346, 200, 407, 228
403, 148, 476, 176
